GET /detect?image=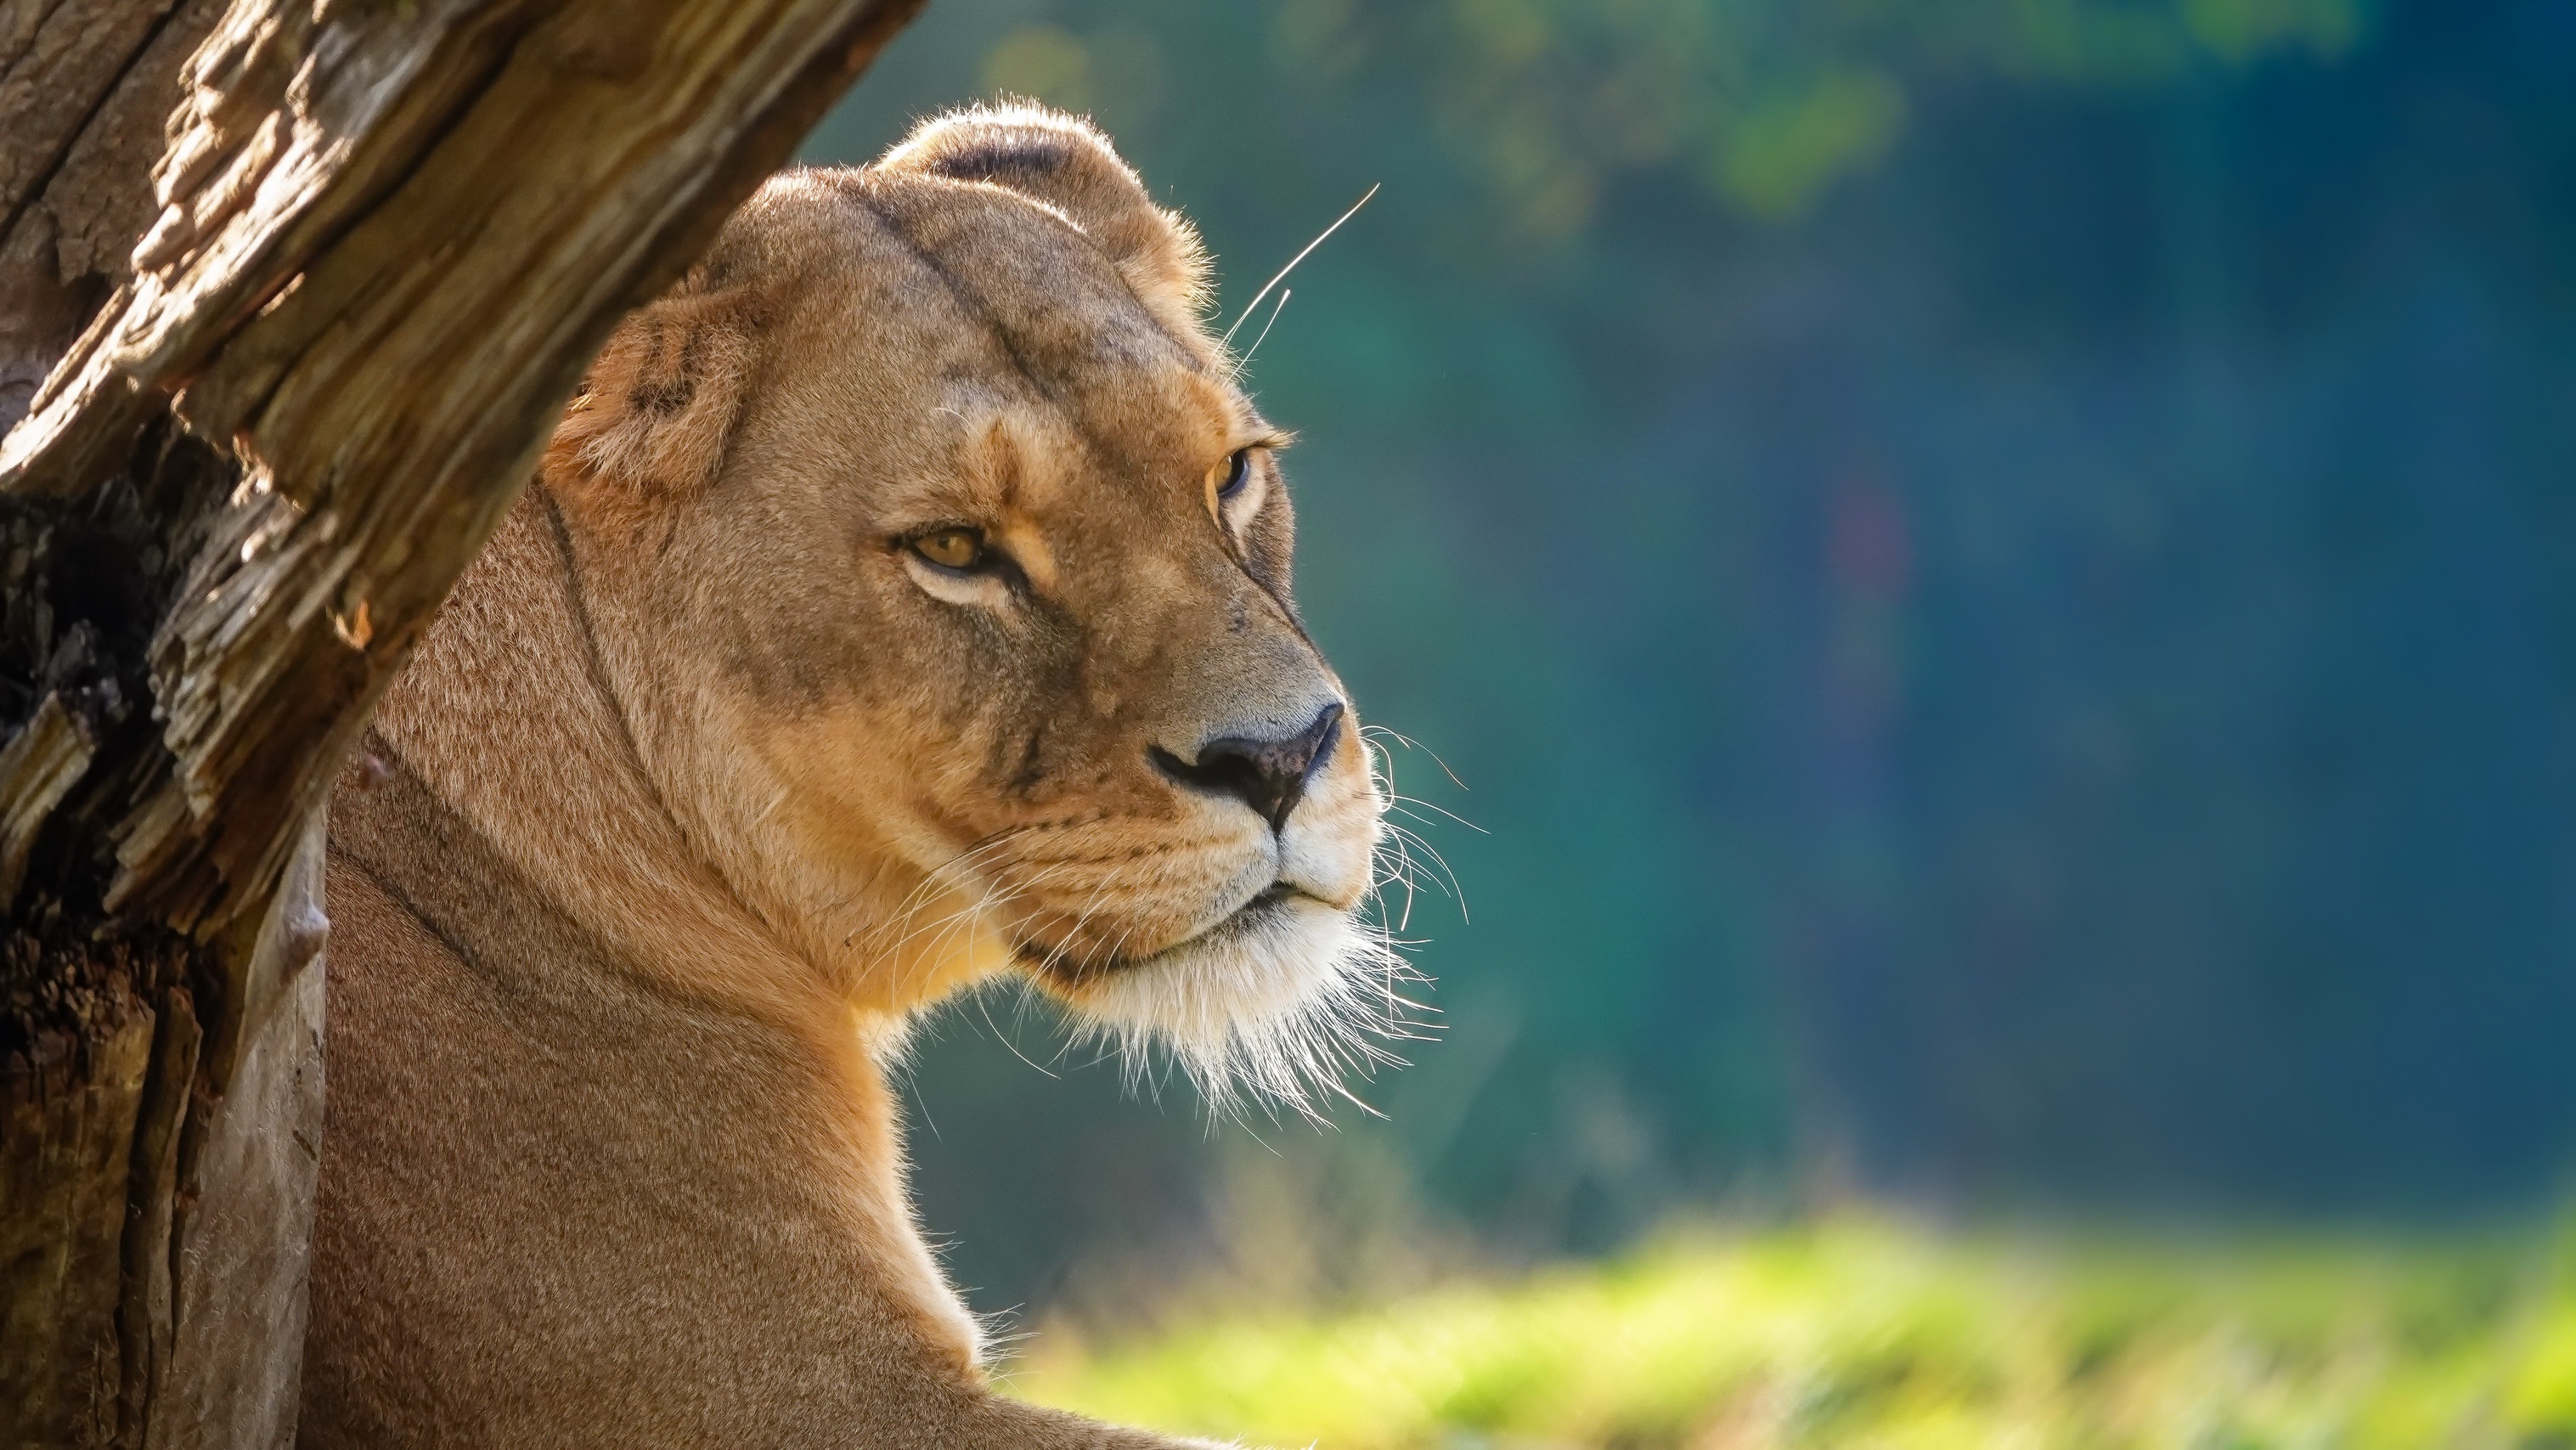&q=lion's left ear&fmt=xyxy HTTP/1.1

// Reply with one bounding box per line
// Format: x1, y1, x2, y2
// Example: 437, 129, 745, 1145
877, 104, 1210, 339
542, 279, 759, 507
